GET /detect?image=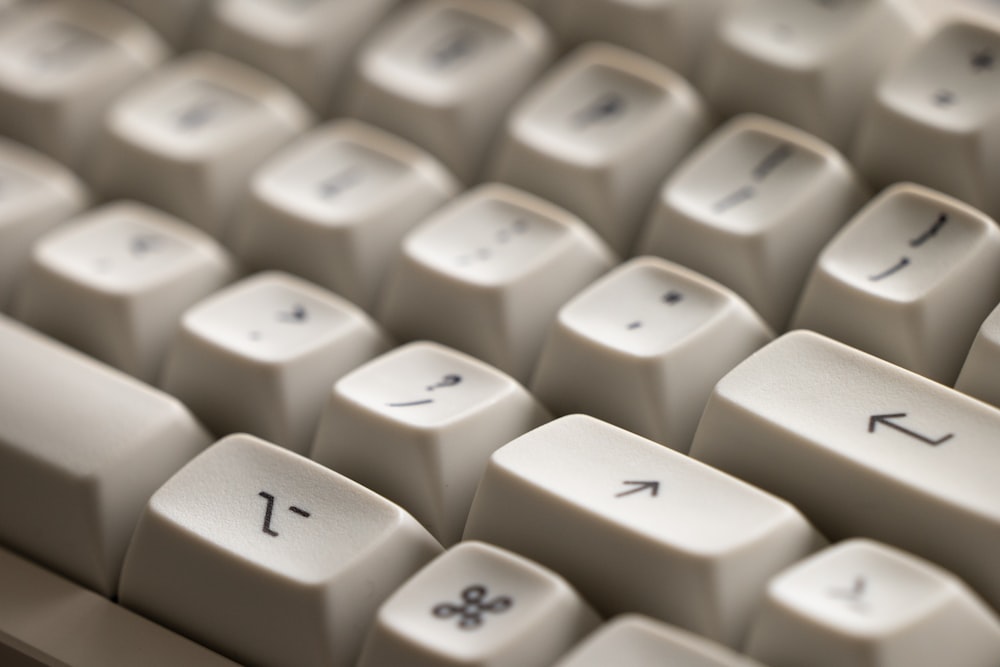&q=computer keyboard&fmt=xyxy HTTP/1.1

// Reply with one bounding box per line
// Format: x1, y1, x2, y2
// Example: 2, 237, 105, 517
4, 0, 1000, 665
